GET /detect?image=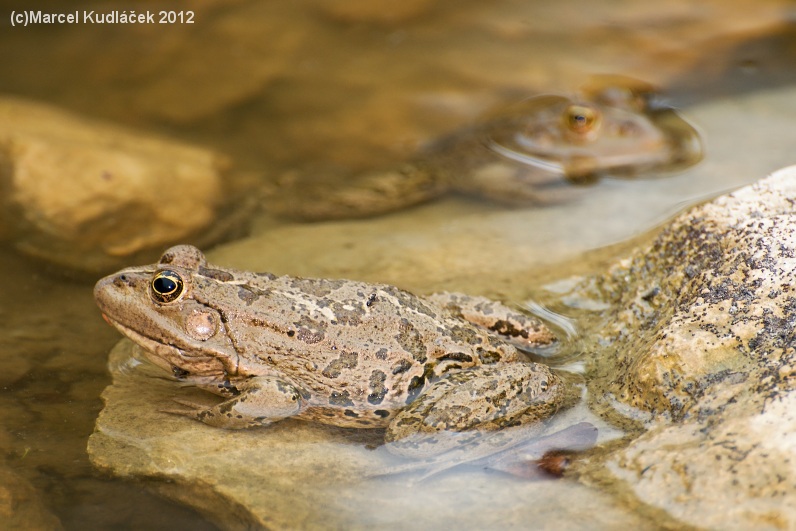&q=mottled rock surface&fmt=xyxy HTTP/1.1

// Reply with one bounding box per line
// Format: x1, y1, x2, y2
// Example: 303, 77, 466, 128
568, 165, 796, 529
0, 97, 228, 272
